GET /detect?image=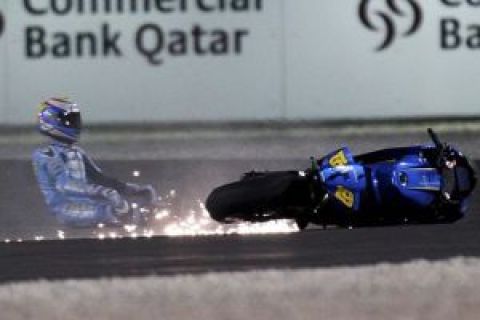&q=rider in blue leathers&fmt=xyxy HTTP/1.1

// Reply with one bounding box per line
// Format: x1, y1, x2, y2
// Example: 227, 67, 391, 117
33, 98, 157, 228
